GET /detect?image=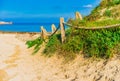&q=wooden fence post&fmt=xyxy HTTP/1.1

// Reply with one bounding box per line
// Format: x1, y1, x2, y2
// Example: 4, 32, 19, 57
75, 11, 83, 20
51, 24, 56, 33
40, 26, 48, 39
60, 17, 66, 43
